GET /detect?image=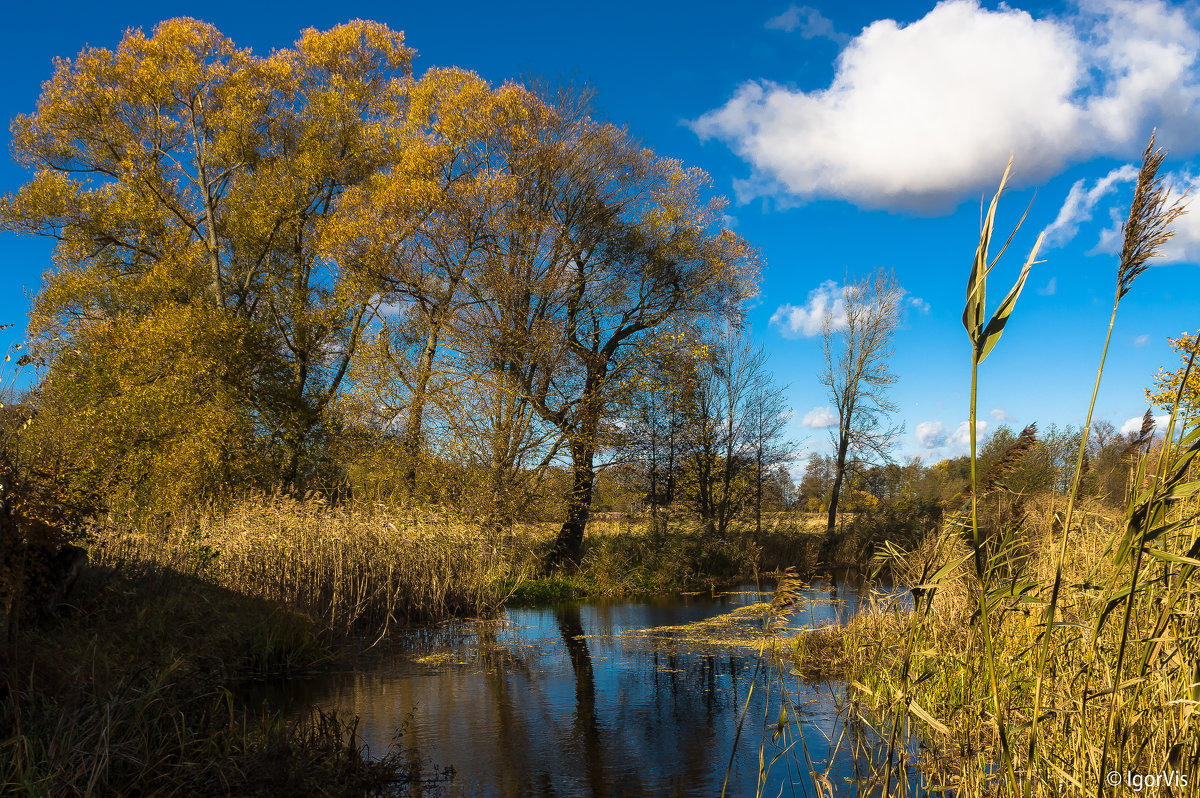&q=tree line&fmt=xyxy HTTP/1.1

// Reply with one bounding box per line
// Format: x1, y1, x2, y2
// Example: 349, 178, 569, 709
4, 19, 1193, 566
0, 19, 768, 562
